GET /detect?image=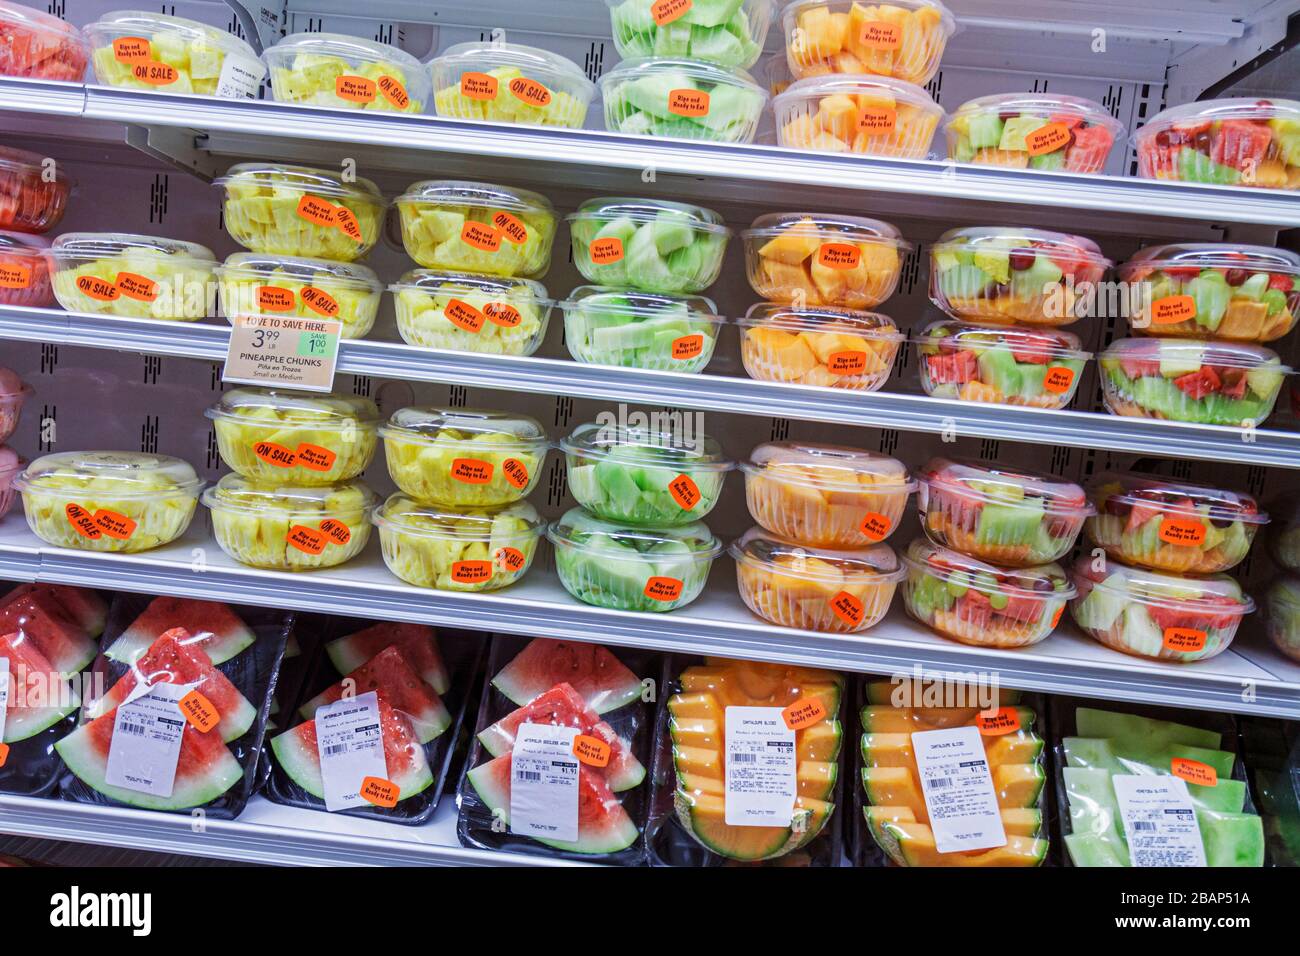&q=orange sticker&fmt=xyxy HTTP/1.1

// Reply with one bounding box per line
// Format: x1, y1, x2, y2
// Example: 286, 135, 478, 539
320, 518, 352, 546
254, 441, 298, 468
828, 350, 867, 376
92, 510, 136, 540
1025, 122, 1073, 156
484, 302, 522, 328
295, 443, 337, 472
782, 697, 828, 730
858, 21, 901, 49
335, 207, 363, 243
572, 734, 611, 768
830, 590, 866, 627
1051, 603, 1065, 628
75, 275, 119, 301
114, 272, 159, 302
451, 457, 493, 484
179, 689, 221, 734
1151, 294, 1197, 325
287, 525, 328, 555
256, 285, 295, 312
445, 298, 487, 333
377, 75, 410, 110
502, 458, 530, 490
1163, 626, 1208, 653
300, 286, 340, 318
857, 108, 897, 134
451, 560, 494, 584
668, 474, 702, 510
492, 211, 528, 245
0, 743, 8, 768
671, 334, 704, 361
0, 263, 31, 289
1171, 757, 1217, 788
817, 242, 861, 270
460, 71, 499, 100
509, 76, 552, 108
651, 0, 692, 25
1159, 517, 1207, 546
360, 776, 399, 807
644, 576, 684, 601
1043, 366, 1075, 394
589, 237, 625, 265
976, 706, 1022, 736
668, 88, 710, 117
65, 504, 102, 540
297, 195, 341, 229
112, 36, 151, 63
859, 511, 891, 542
461, 221, 502, 253
131, 61, 178, 85
495, 546, 527, 574
335, 75, 377, 103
